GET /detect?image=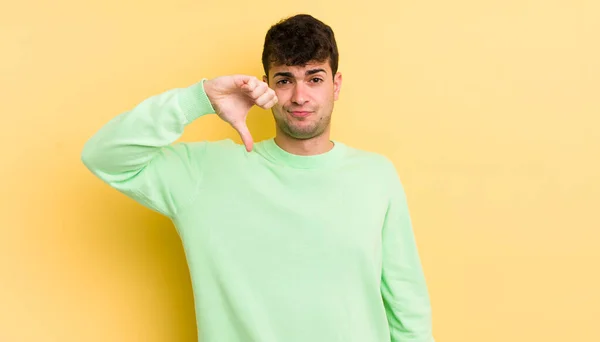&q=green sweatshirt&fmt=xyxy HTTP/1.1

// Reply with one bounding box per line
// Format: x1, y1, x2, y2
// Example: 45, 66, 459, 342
81, 79, 434, 342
